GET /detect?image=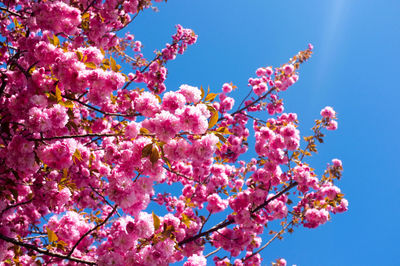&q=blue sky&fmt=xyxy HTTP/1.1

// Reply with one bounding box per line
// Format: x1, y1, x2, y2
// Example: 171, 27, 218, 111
128, 1, 400, 265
